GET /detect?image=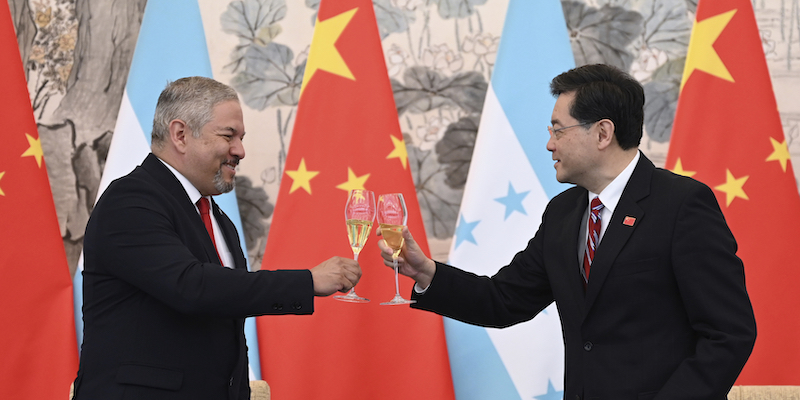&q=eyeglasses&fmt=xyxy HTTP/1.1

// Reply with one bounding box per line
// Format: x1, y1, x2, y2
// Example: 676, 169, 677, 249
547, 122, 593, 137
